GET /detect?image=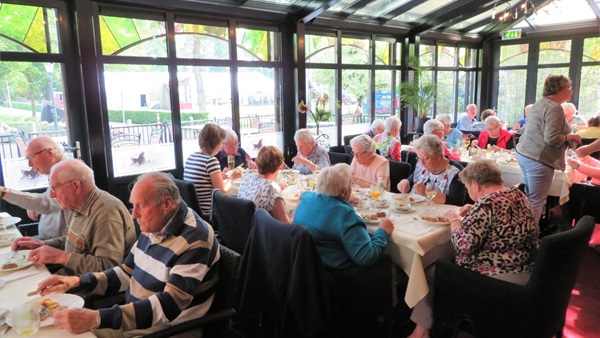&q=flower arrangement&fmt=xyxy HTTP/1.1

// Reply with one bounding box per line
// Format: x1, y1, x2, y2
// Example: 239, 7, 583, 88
299, 96, 333, 136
